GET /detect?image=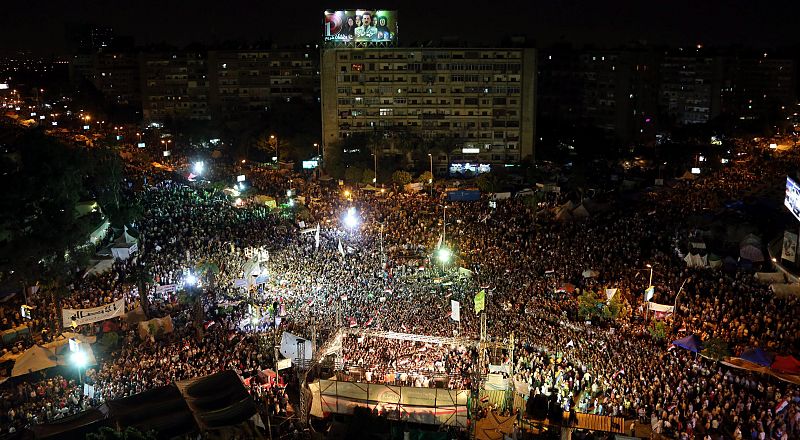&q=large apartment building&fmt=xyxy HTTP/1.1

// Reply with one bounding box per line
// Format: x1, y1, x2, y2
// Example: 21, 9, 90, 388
320, 47, 536, 172
140, 52, 210, 121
